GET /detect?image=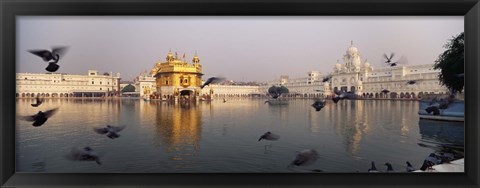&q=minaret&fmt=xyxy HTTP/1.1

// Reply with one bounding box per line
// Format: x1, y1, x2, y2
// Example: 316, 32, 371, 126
192, 51, 200, 64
